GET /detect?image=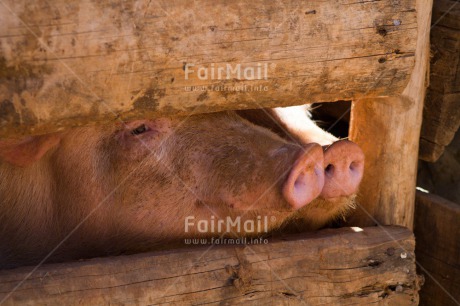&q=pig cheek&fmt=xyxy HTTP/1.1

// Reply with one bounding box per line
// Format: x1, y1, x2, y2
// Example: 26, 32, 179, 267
115, 188, 183, 238
201, 153, 289, 212
218, 186, 279, 212
114, 156, 199, 231
120, 138, 156, 161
